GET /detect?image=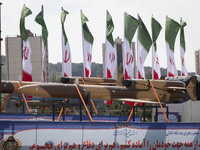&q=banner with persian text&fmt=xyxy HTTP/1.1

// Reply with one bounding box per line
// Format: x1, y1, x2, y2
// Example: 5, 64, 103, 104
0, 120, 200, 150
